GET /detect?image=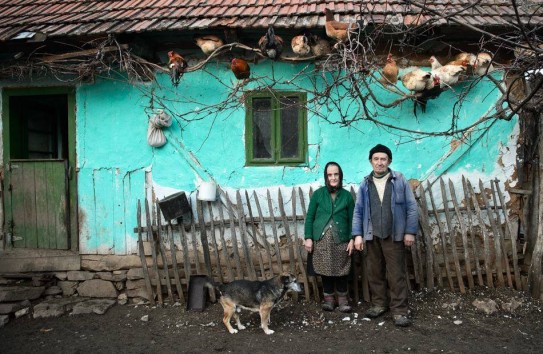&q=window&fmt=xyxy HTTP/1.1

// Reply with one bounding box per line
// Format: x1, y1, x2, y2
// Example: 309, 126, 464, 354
245, 91, 307, 165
